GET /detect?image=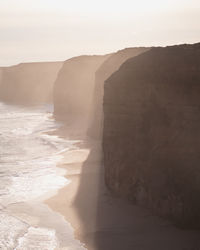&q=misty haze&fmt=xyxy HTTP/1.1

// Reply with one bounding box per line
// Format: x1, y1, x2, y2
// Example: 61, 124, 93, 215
1, 1, 200, 250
